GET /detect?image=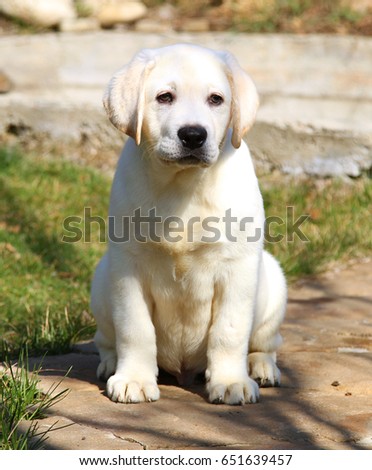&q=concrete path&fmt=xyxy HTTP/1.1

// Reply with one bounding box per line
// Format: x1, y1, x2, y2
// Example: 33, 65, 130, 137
1, 32, 372, 176
24, 258, 372, 450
